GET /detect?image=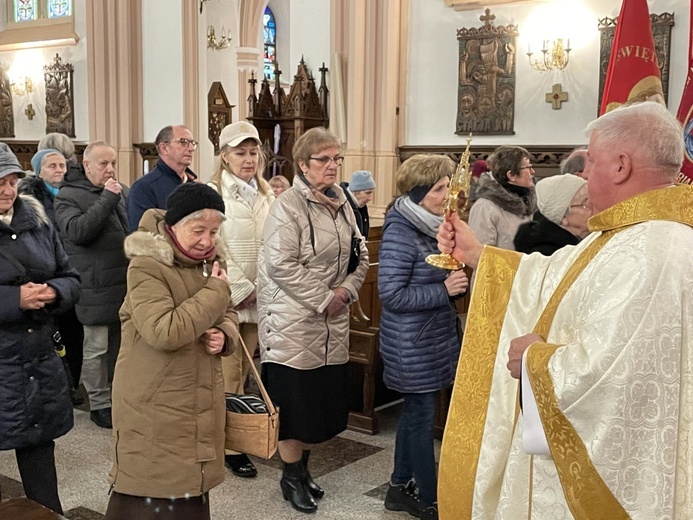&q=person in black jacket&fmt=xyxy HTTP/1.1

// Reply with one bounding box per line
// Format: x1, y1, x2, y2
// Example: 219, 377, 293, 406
55, 142, 130, 429
0, 145, 79, 514
20, 148, 84, 406
514, 174, 591, 256
339, 170, 375, 240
